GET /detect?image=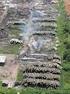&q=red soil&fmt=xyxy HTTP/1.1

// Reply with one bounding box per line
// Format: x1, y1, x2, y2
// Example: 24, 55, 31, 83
64, 0, 70, 15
